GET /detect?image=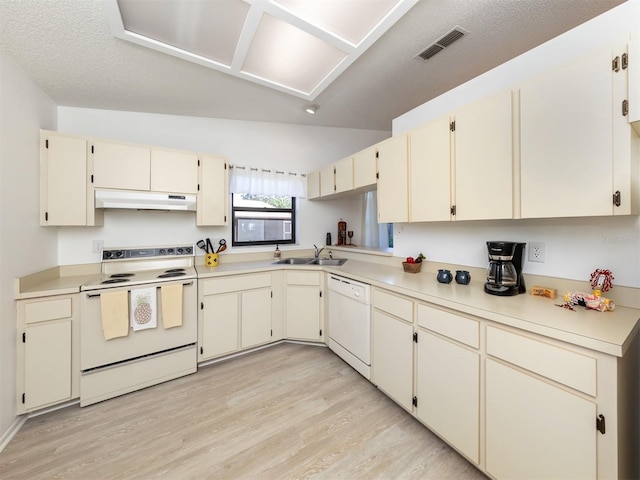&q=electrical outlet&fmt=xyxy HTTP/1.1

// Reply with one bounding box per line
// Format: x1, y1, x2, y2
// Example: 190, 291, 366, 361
92, 240, 104, 254
528, 242, 545, 263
